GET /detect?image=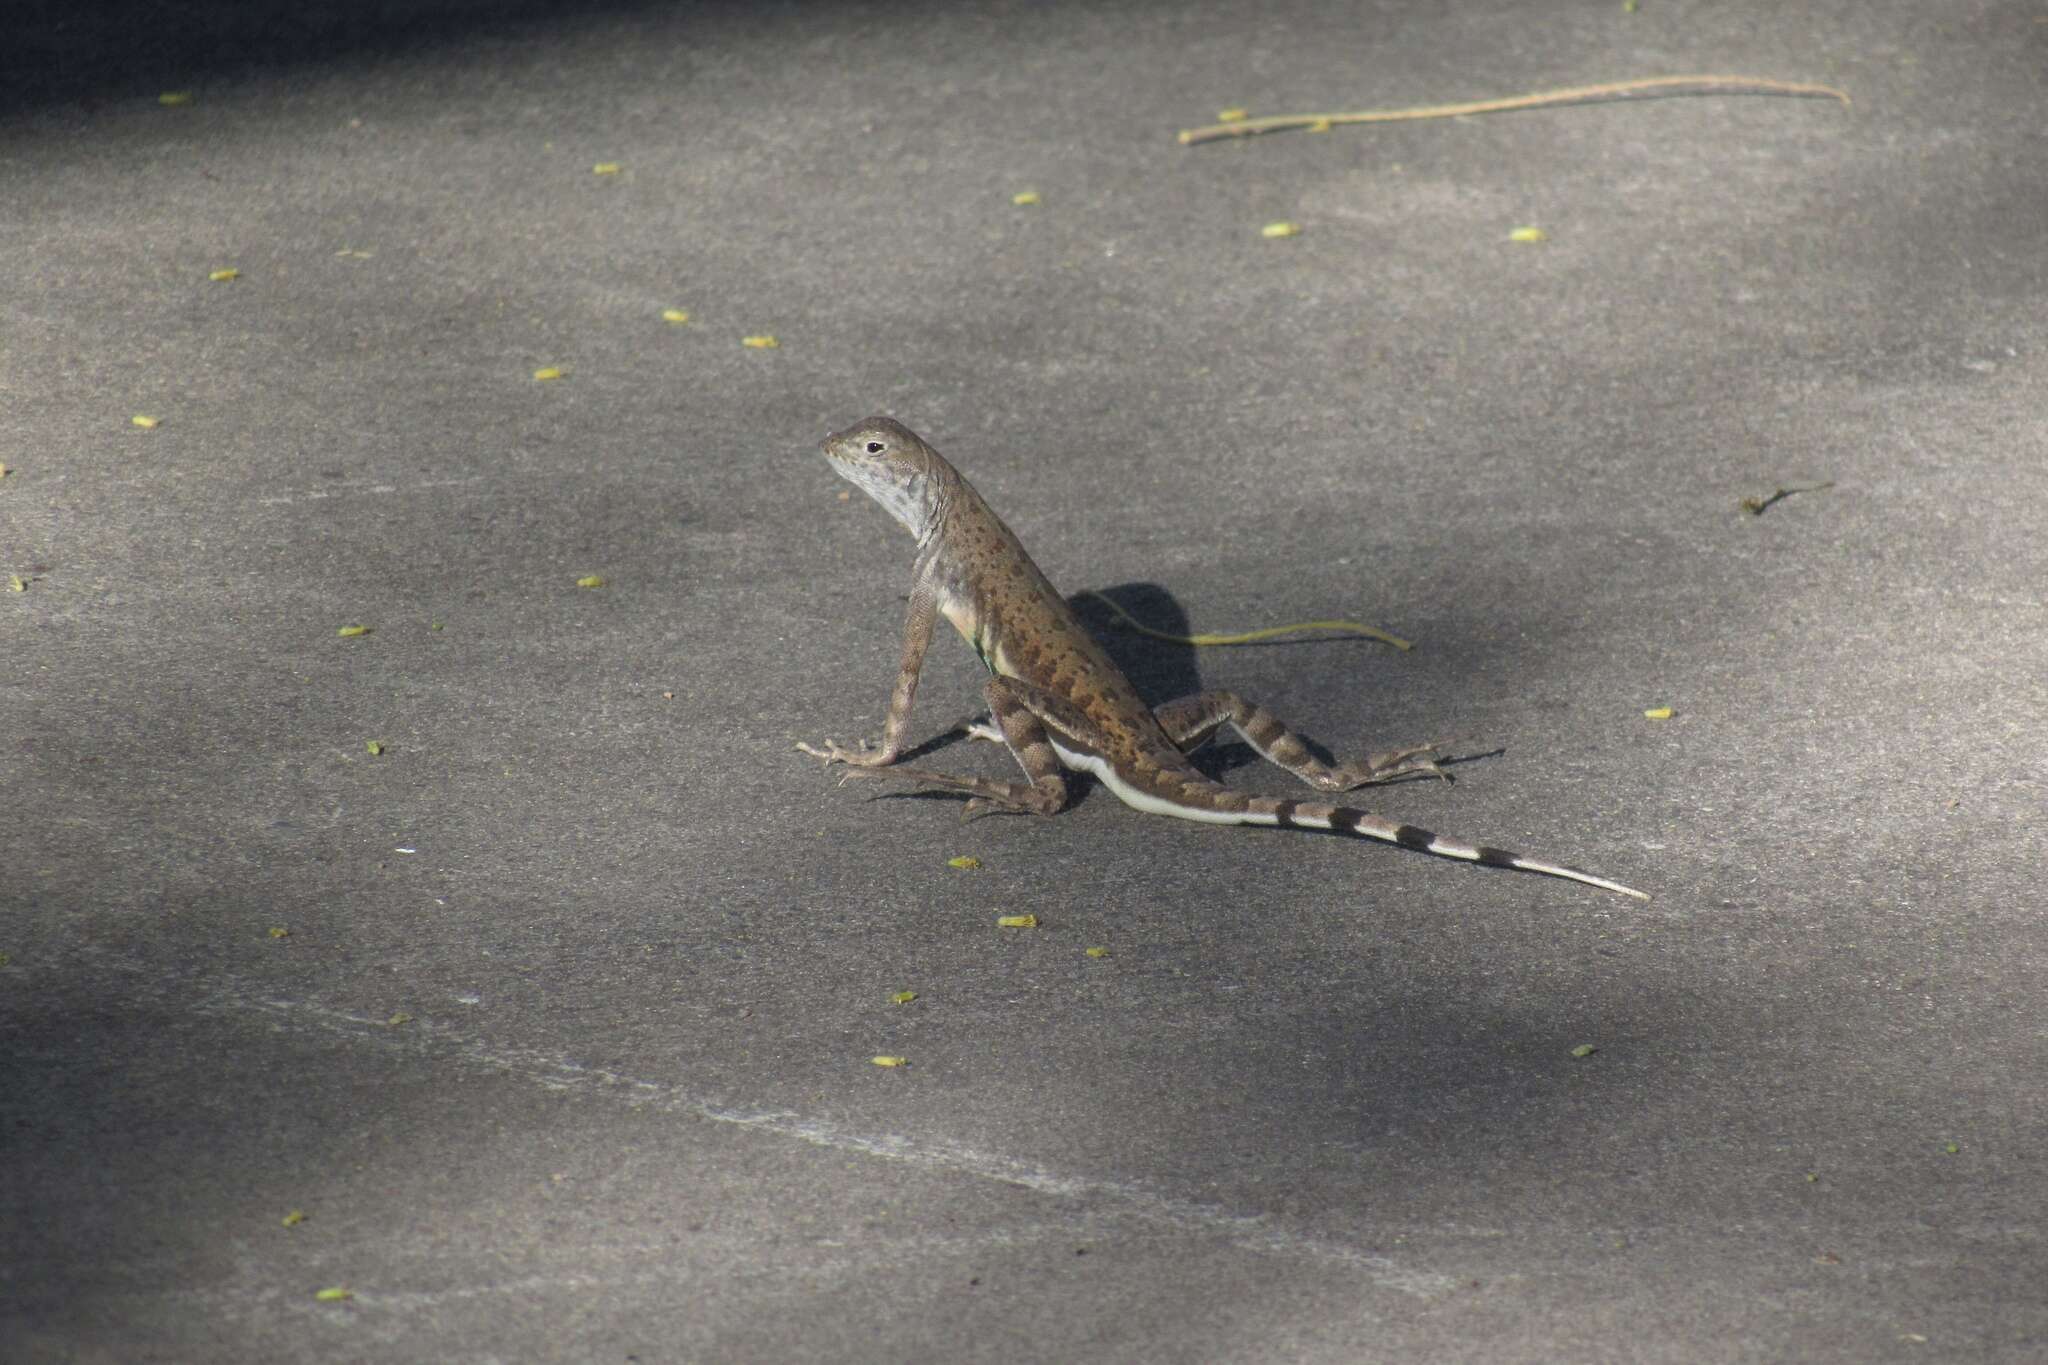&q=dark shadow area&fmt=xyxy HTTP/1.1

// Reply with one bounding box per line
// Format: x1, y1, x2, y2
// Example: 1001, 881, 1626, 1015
3, 0, 672, 115
1067, 583, 1203, 704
